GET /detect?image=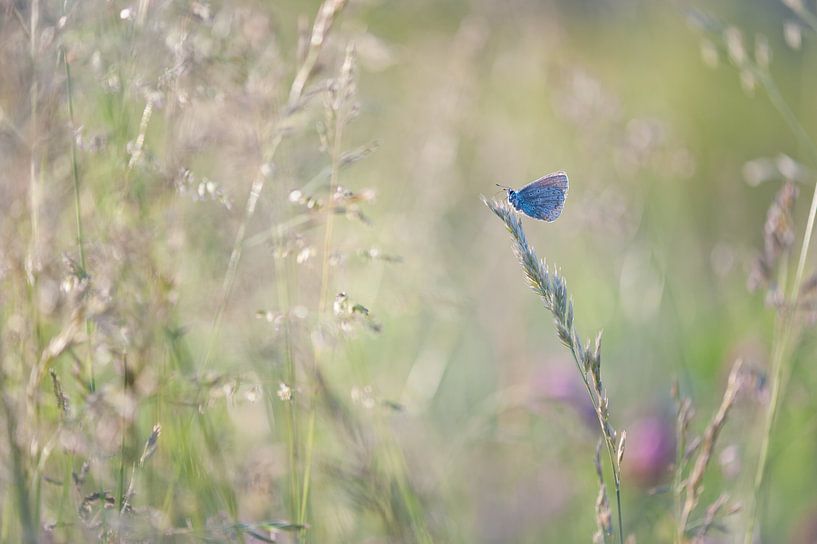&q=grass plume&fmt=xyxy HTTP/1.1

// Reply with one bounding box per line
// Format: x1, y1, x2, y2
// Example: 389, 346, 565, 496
674, 360, 745, 542
484, 196, 626, 543
691, 10, 817, 540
